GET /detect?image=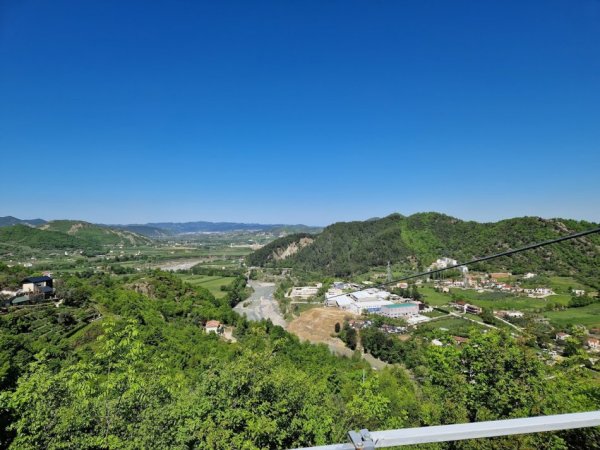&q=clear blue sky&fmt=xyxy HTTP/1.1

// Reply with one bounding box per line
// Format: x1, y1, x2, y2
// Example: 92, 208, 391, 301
1, 0, 599, 226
